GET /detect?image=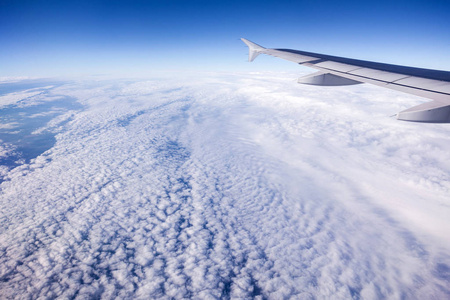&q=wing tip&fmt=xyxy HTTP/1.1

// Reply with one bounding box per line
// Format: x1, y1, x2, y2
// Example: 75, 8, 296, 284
241, 38, 265, 62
